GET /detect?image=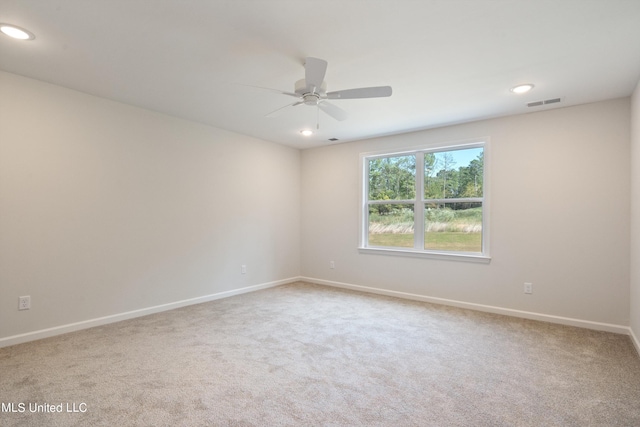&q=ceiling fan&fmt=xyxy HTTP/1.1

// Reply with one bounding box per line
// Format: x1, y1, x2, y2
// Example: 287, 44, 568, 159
262, 57, 392, 124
